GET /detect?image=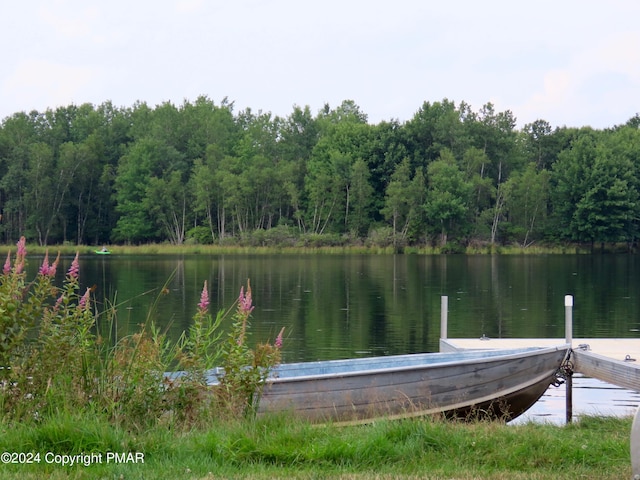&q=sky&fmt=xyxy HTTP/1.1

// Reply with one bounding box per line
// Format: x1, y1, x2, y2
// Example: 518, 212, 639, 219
1, 0, 640, 129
